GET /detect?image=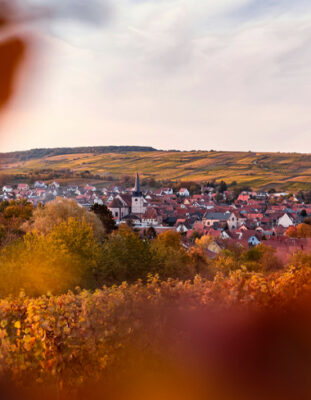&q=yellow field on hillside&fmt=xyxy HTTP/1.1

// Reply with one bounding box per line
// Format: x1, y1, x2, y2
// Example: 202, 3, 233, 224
1, 150, 311, 190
